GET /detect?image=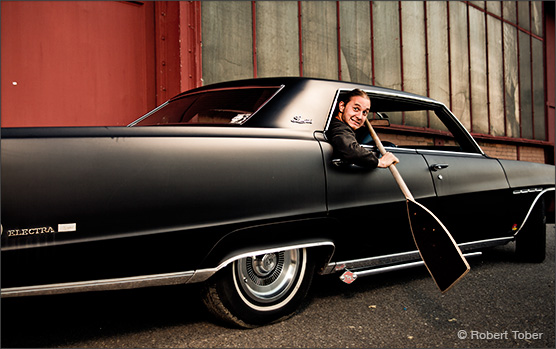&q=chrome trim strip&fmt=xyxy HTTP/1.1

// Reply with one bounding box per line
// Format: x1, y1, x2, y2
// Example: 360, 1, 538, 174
127, 85, 286, 127
326, 250, 422, 274
1, 271, 195, 298
188, 241, 336, 283
324, 237, 515, 275
458, 237, 514, 251
2, 241, 335, 298
127, 101, 169, 127
3, 234, 524, 297
351, 252, 482, 279
513, 187, 555, 237
414, 148, 486, 157
512, 187, 544, 195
